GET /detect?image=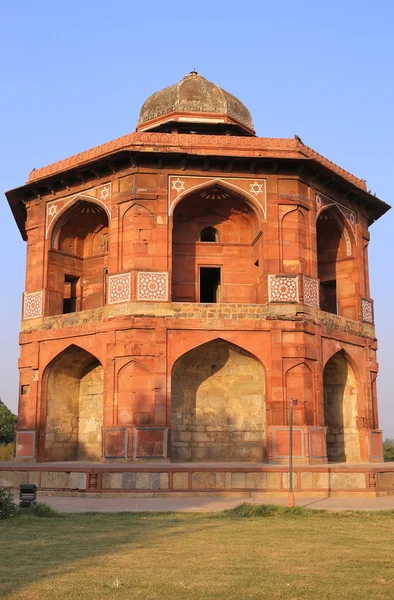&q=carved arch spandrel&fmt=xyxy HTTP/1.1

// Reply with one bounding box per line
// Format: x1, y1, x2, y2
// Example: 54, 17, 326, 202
316, 203, 355, 257
167, 332, 269, 374
46, 192, 111, 240
168, 176, 266, 225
